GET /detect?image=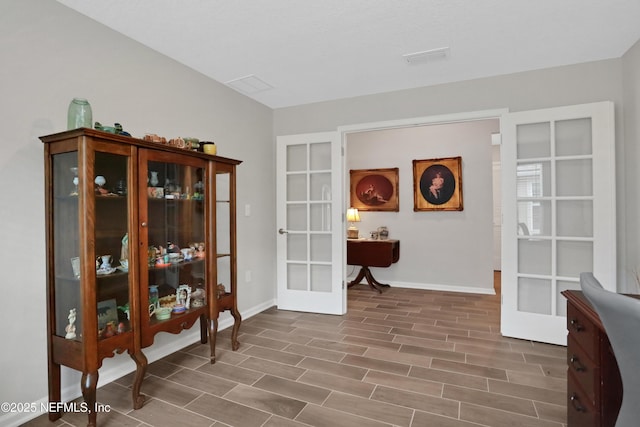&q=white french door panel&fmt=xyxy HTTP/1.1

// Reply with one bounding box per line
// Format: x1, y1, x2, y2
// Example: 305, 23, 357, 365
276, 131, 346, 315
501, 102, 615, 345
